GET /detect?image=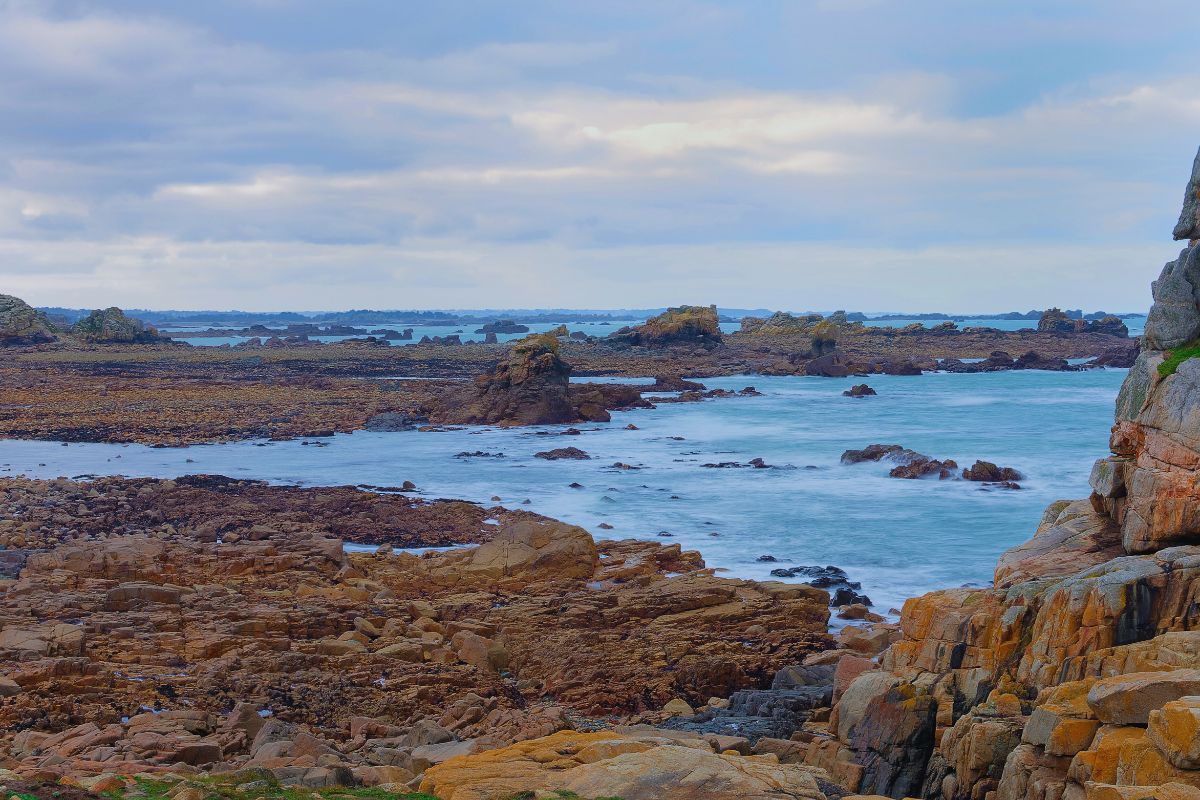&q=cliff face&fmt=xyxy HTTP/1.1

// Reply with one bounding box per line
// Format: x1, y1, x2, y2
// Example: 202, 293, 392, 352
806, 148, 1200, 800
